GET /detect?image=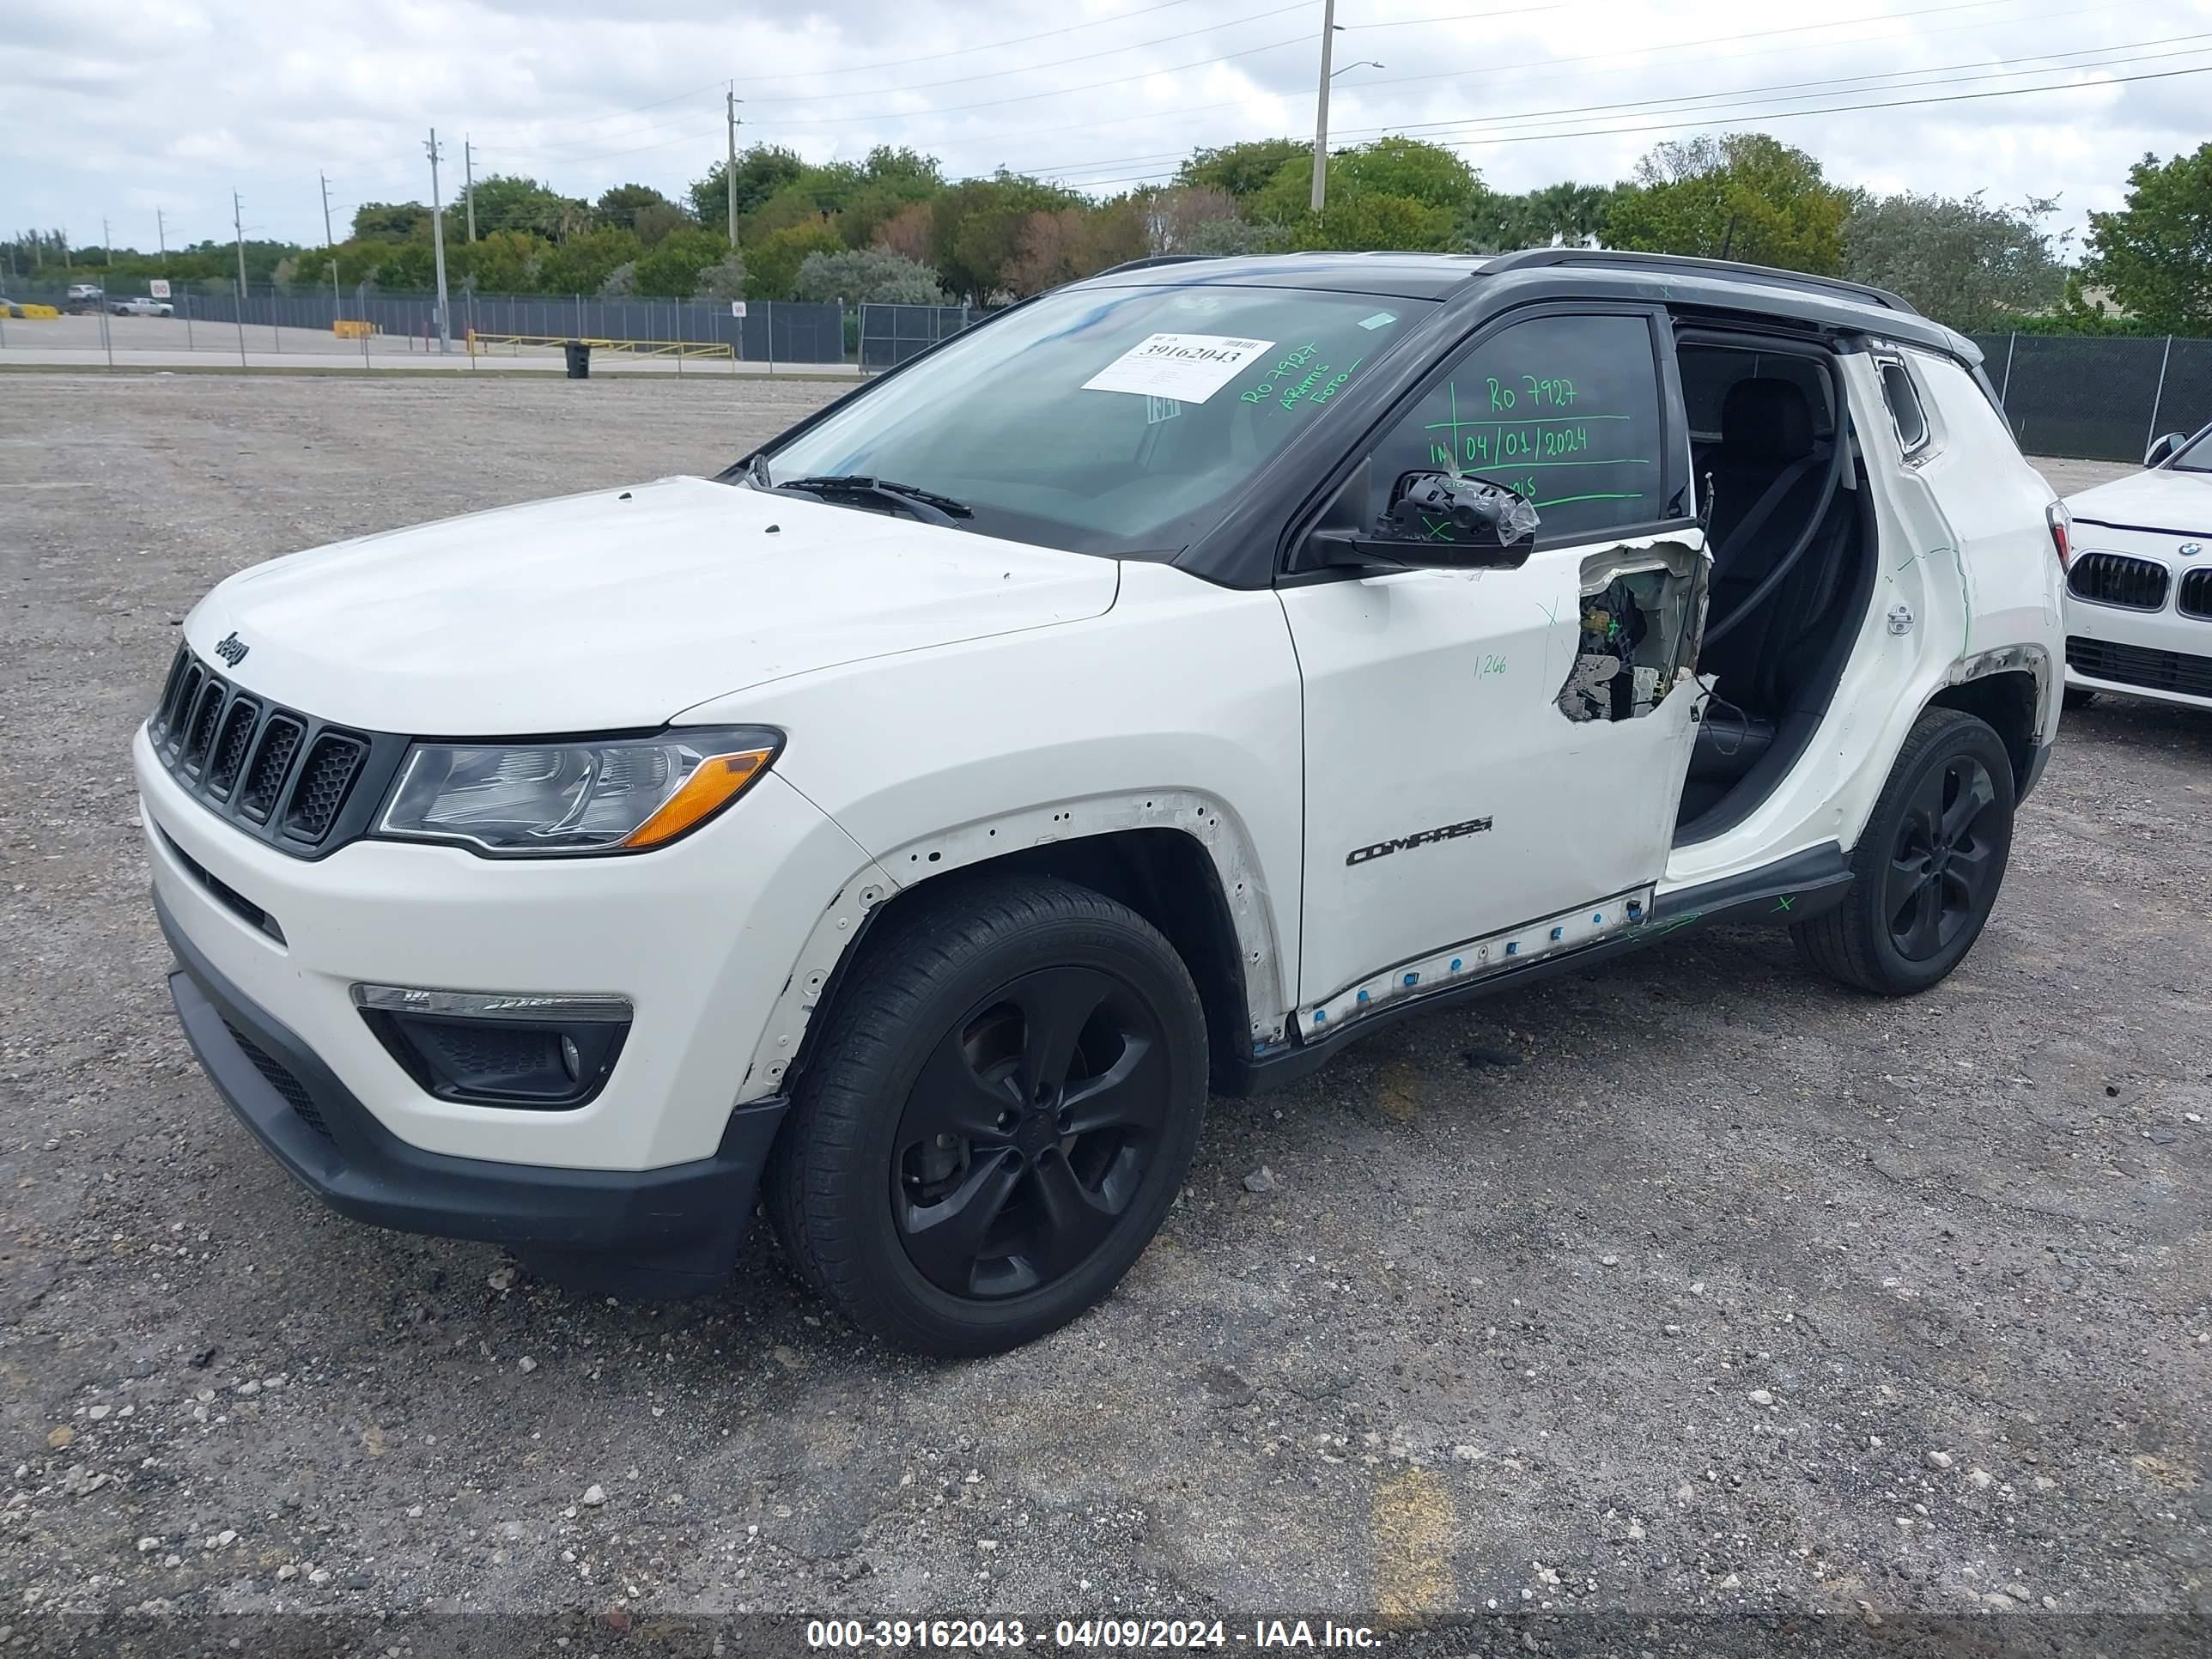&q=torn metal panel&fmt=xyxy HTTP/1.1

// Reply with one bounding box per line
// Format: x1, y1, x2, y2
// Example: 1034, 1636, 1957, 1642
1945, 641, 2055, 726
1555, 538, 1708, 722
1298, 884, 1656, 1036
